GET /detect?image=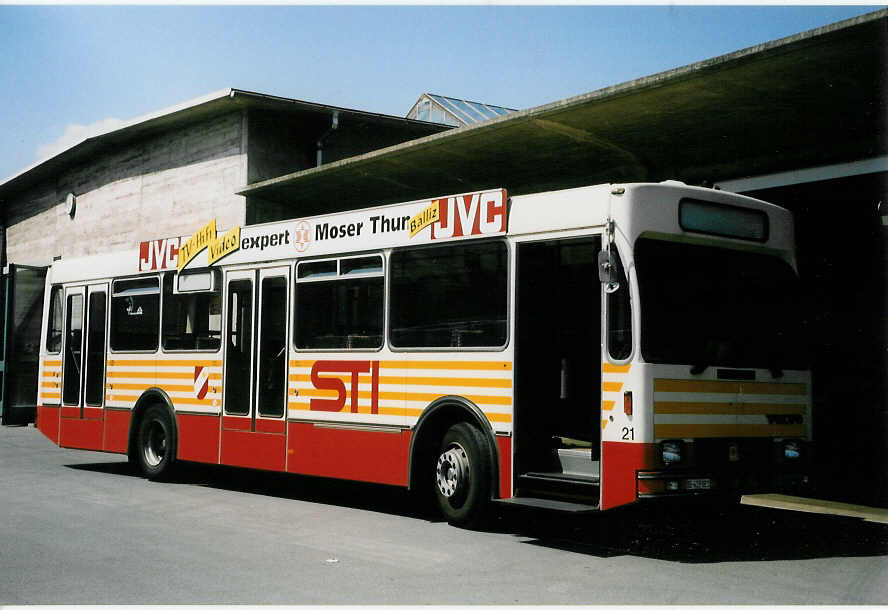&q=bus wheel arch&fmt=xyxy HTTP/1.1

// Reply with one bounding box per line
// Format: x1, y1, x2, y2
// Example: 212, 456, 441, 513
408, 396, 499, 525
128, 388, 178, 480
